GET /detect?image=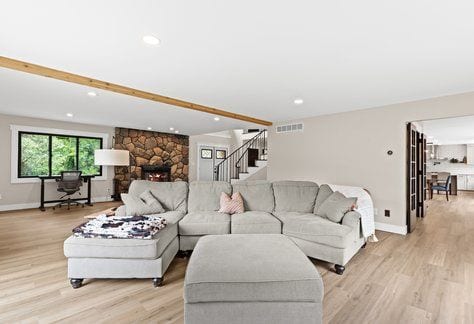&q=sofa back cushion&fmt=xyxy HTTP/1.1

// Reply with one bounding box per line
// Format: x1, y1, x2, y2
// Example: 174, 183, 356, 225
314, 184, 334, 213
188, 181, 232, 212
232, 180, 274, 212
128, 180, 188, 212
273, 181, 319, 213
